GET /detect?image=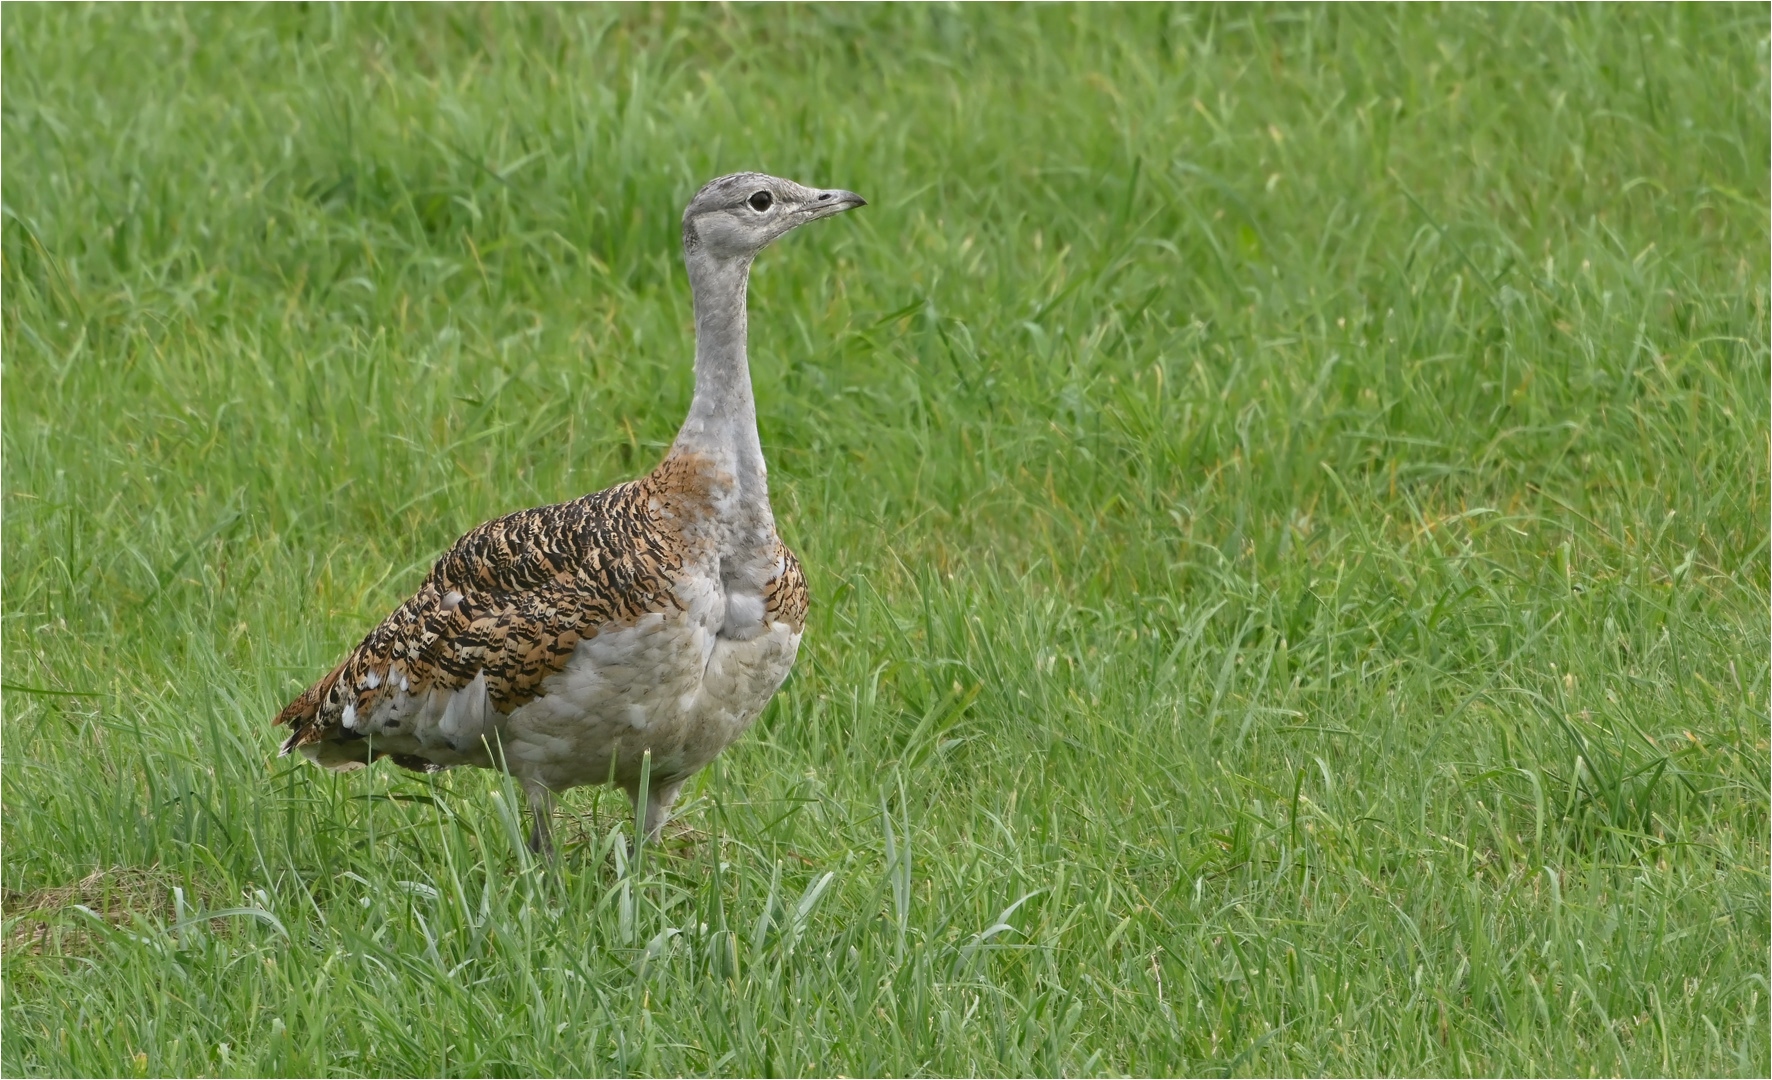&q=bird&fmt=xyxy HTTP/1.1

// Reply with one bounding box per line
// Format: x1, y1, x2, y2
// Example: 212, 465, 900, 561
273, 172, 865, 854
